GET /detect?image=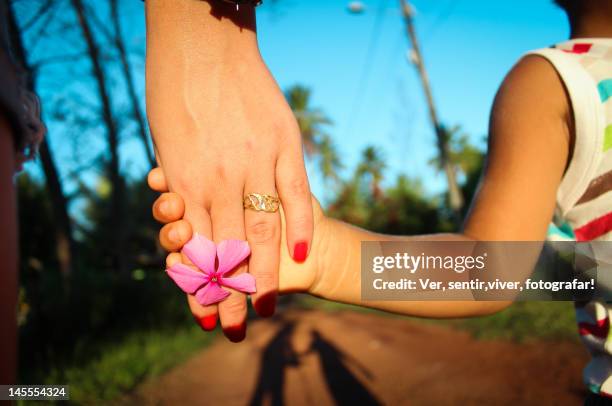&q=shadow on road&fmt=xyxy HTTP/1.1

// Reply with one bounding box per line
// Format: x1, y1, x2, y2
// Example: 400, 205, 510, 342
249, 318, 381, 406
249, 321, 299, 406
